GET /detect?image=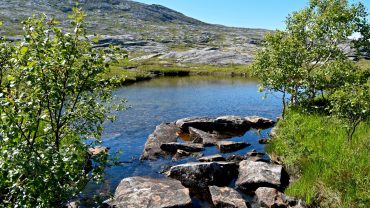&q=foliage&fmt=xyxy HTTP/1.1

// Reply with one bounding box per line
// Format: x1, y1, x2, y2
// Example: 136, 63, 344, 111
330, 84, 370, 141
253, 0, 368, 115
267, 109, 370, 207
0, 8, 124, 207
